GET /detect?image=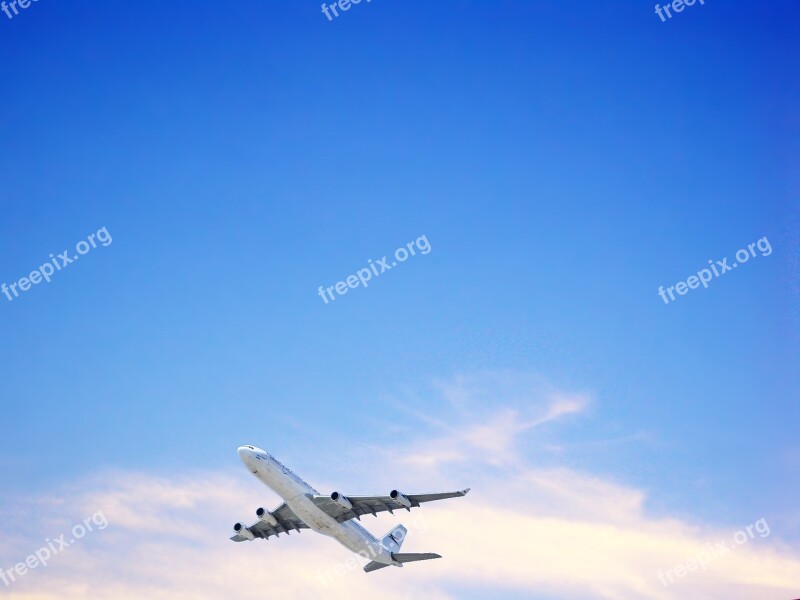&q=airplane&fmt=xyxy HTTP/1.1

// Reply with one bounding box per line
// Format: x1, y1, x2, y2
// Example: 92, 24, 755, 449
231, 445, 470, 572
